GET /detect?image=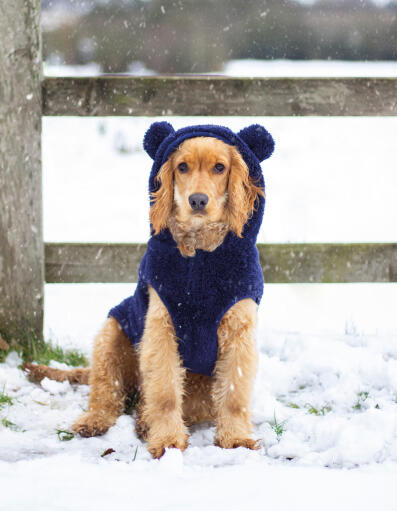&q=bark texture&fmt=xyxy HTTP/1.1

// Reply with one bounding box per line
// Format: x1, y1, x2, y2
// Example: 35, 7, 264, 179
0, 0, 43, 341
